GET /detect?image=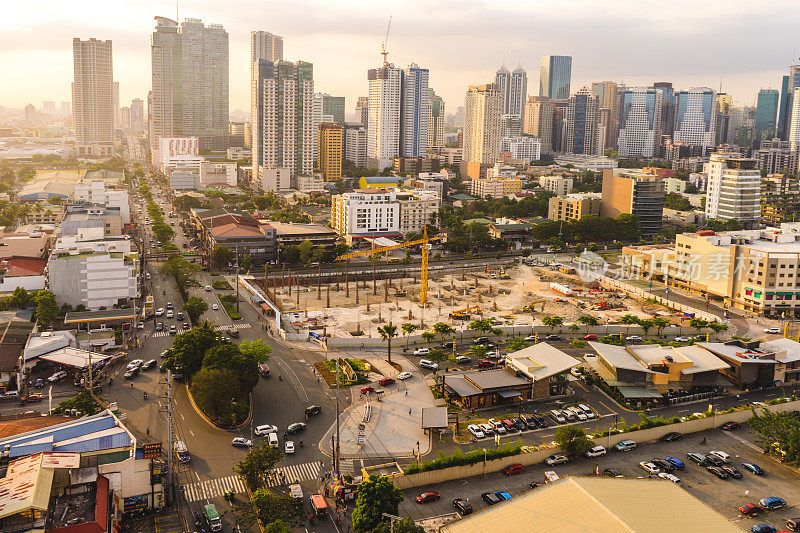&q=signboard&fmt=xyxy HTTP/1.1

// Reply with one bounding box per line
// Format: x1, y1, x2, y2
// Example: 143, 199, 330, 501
142, 442, 162, 459
357, 429, 365, 445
